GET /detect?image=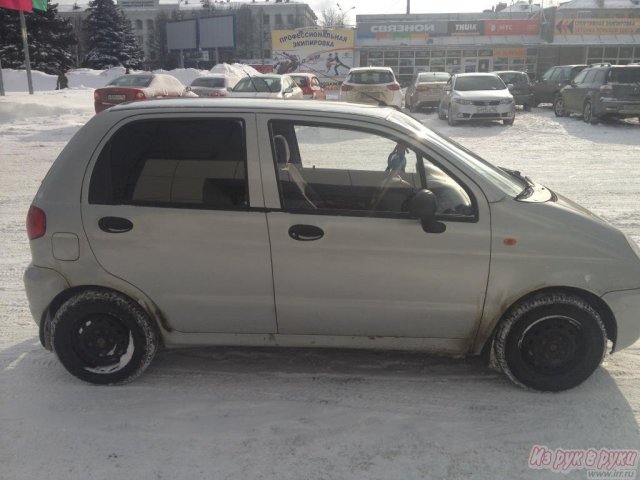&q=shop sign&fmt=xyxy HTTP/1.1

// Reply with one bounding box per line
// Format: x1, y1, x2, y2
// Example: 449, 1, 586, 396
493, 47, 527, 58
485, 20, 540, 36
555, 18, 640, 35
448, 21, 484, 36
